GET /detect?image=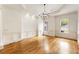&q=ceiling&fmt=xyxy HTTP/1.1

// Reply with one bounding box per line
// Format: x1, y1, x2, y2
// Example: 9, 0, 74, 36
22, 4, 63, 15
1, 4, 79, 16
